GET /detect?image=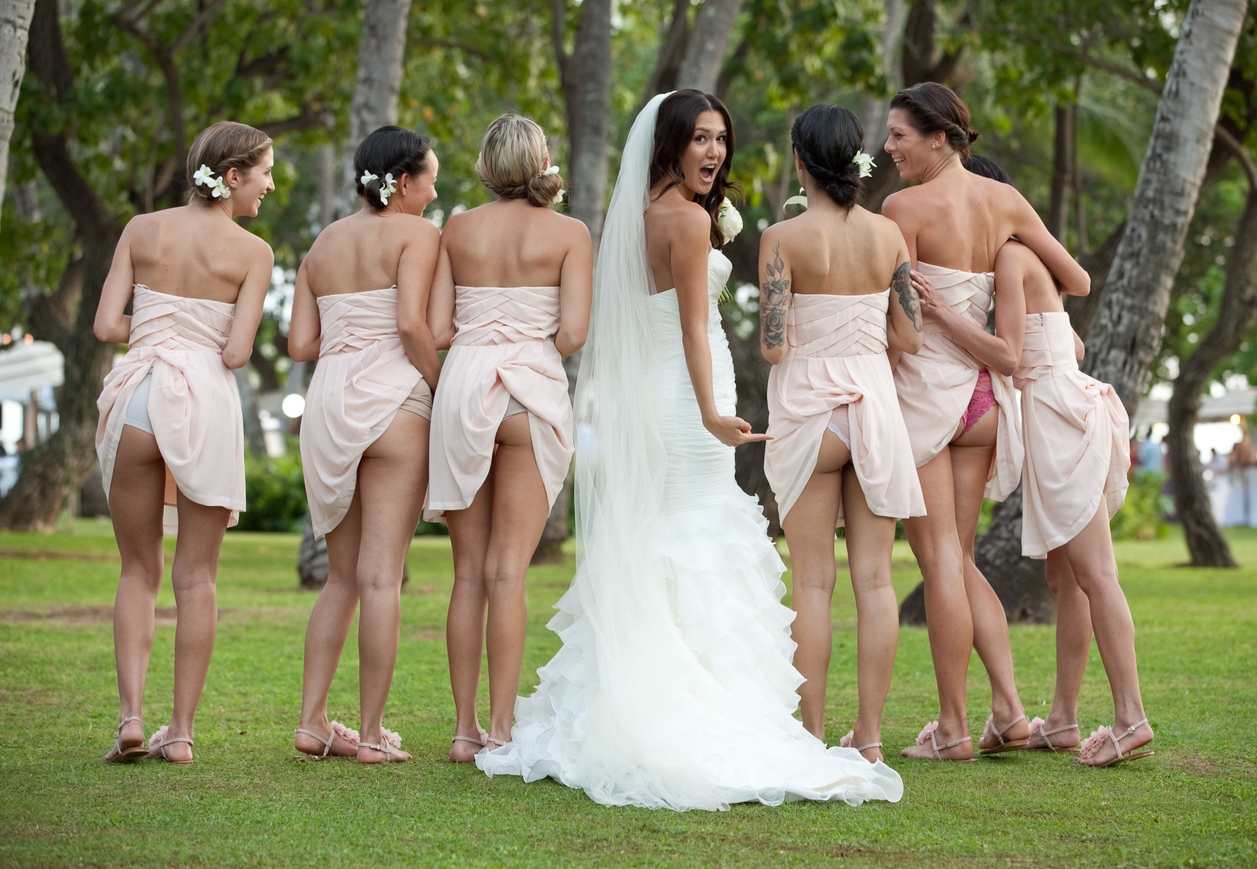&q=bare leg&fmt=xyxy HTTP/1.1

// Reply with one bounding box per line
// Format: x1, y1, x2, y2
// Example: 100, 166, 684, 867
107, 426, 166, 754
1061, 505, 1152, 765
951, 413, 1029, 747
161, 489, 231, 763
901, 448, 973, 760
1036, 548, 1090, 748
445, 470, 494, 761
841, 463, 899, 763
482, 415, 550, 745
295, 492, 363, 758
355, 412, 428, 763
780, 431, 850, 741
